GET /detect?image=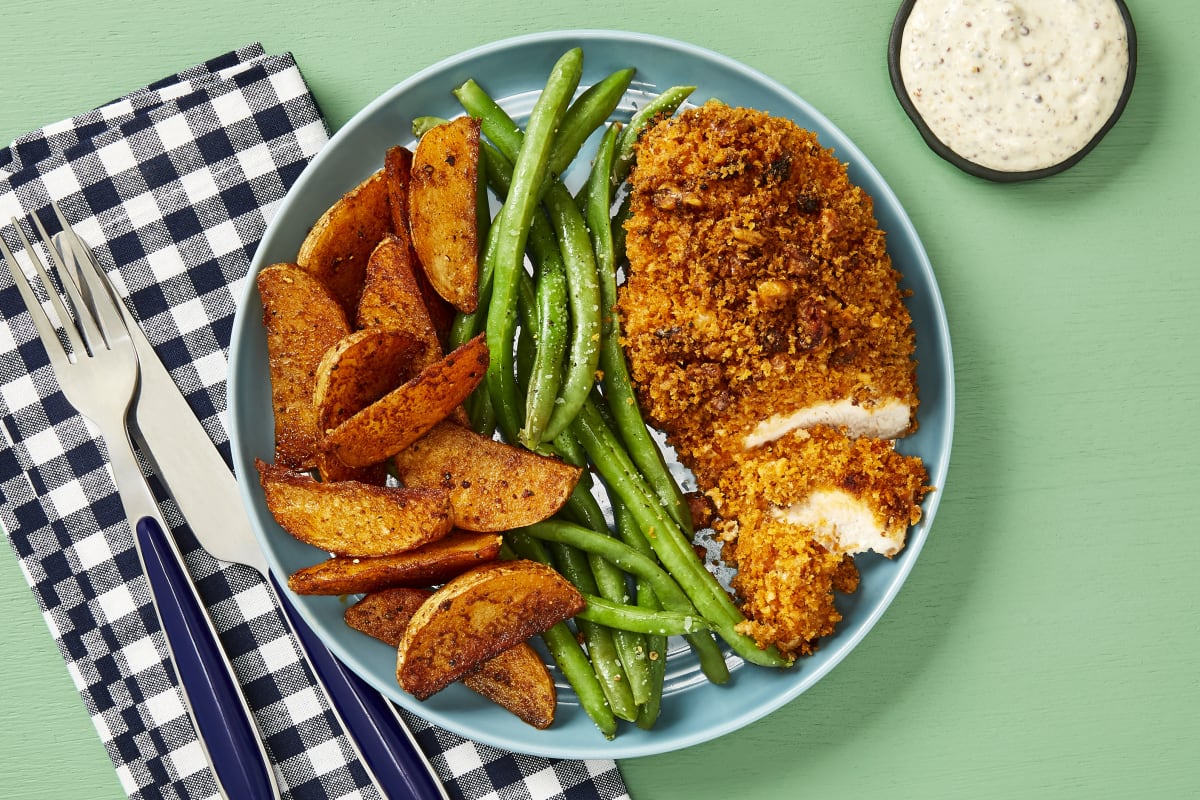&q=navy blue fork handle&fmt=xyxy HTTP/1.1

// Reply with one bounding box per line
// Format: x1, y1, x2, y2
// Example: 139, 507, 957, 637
270, 573, 448, 800
135, 516, 277, 799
